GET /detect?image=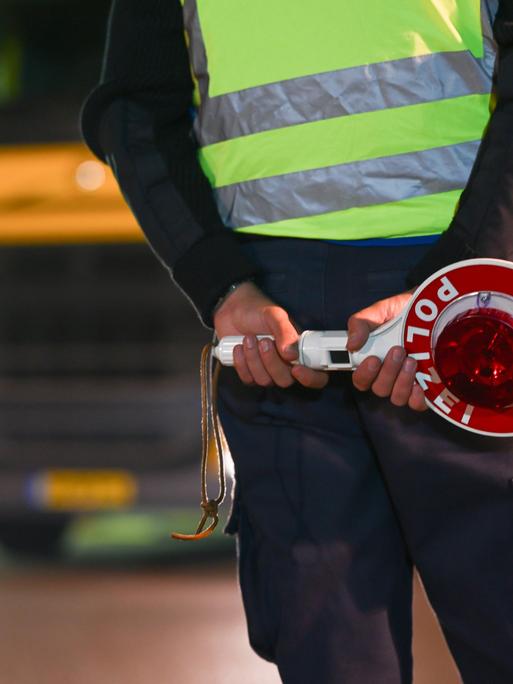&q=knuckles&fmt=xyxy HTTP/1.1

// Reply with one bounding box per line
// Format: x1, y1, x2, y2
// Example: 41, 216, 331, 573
276, 377, 295, 389
371, 383, 391, 399
390, 392, 409, 407
259, 378, 275, 388
263, 305, 288, 323
352, 374, 370, 391
409, 394, 427, 412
